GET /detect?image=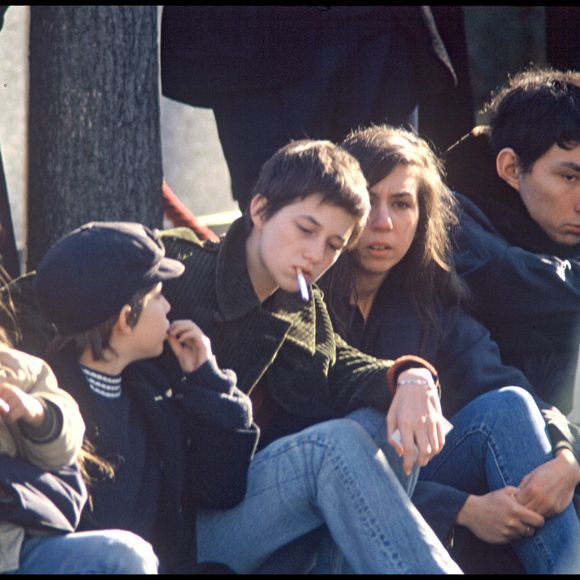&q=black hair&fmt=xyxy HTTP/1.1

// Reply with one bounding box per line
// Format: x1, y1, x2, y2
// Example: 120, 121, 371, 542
484, 67, 580, 173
